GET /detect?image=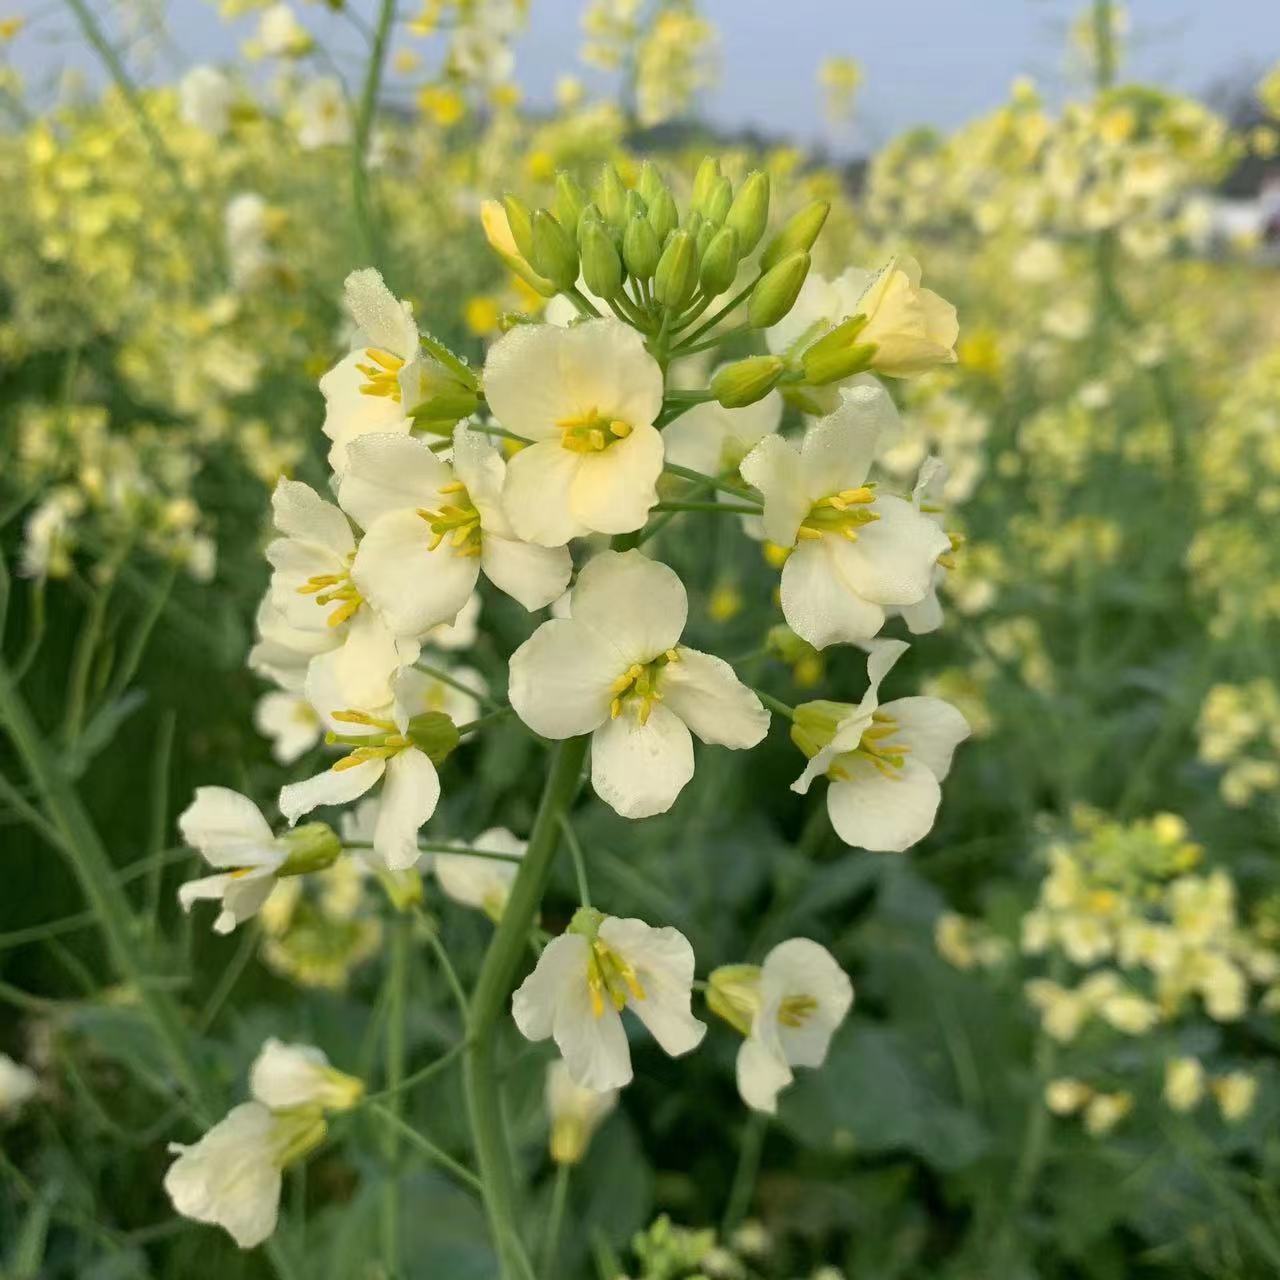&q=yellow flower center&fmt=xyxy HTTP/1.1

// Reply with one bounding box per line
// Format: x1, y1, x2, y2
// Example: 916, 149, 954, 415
297, 556, 363, 627
555, 405, 634, 454
587, 938, 647, 1018
355, 347, 405, 401
778, 993, 819, 1028
325, 709, 412, 772
417, 479, 482, 557
796, 486, 880, 543
829, 709, 910, 781
608, 649, 680, 725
